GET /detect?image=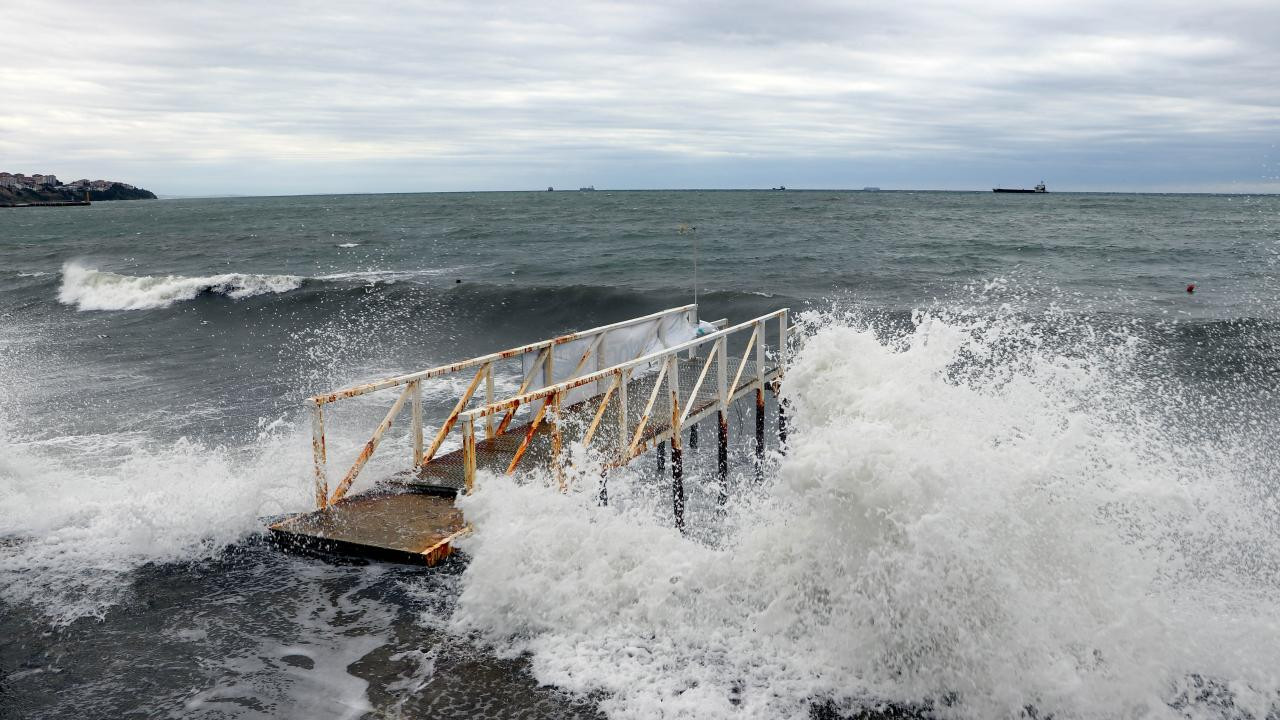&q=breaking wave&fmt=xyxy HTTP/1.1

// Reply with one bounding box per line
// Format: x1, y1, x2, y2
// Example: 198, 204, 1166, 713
57, 261, 304, 311
451, 306, 1280, 719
